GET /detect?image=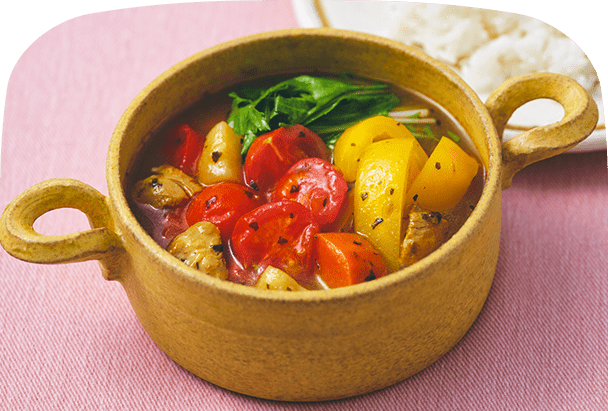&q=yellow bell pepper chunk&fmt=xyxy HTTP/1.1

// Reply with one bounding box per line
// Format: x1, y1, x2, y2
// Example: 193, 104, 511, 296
406, 137, 479, 212
334, 115, 415, 182
354, 138, 428, 272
